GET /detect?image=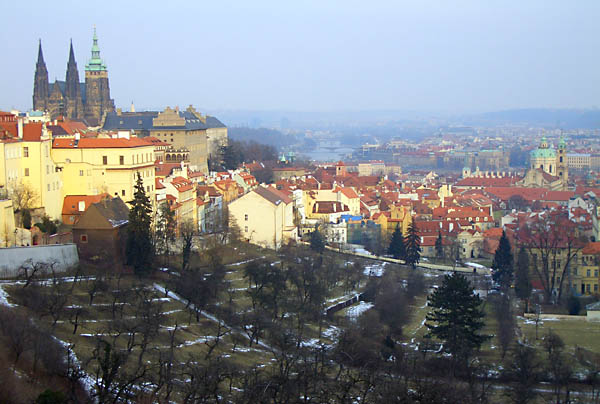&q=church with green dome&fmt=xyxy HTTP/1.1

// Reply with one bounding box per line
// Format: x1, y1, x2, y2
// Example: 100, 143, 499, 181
520, 135, 568, 190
